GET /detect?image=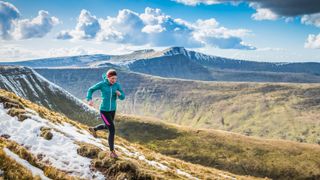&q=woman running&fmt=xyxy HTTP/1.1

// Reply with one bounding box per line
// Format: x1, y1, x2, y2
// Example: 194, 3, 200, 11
86, 69, 125, 158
